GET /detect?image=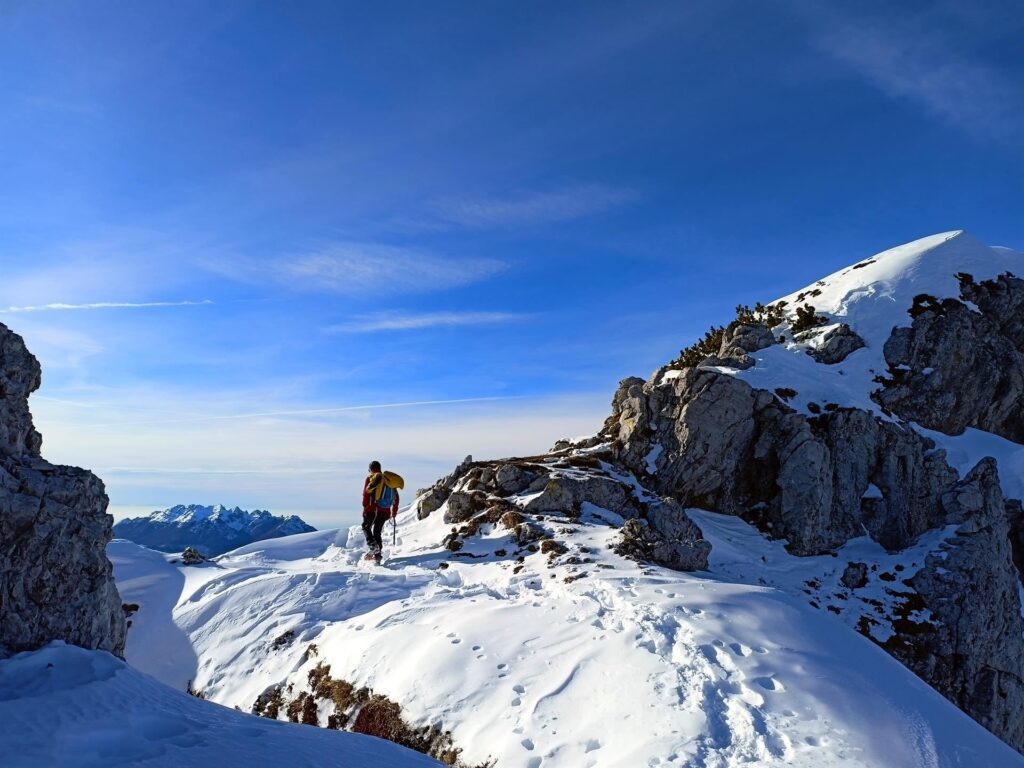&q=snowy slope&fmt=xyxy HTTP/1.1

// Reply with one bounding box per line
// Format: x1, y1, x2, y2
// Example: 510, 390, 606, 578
0, 643, 440, 768
112, 500, 1024, 768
